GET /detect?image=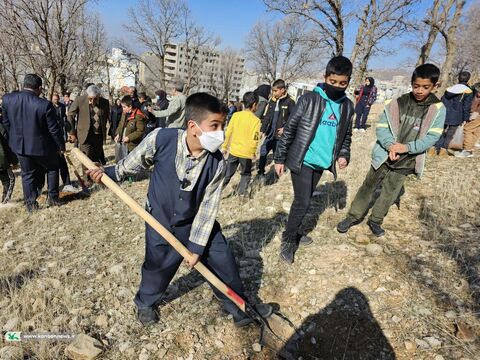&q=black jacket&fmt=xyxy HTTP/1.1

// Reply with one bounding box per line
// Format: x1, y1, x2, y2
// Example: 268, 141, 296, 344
274, 91, 354, 177
441, 84, 473, 126
3, 90, 65, 156
53, 102, 69, 141
260, 95, 295, 138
